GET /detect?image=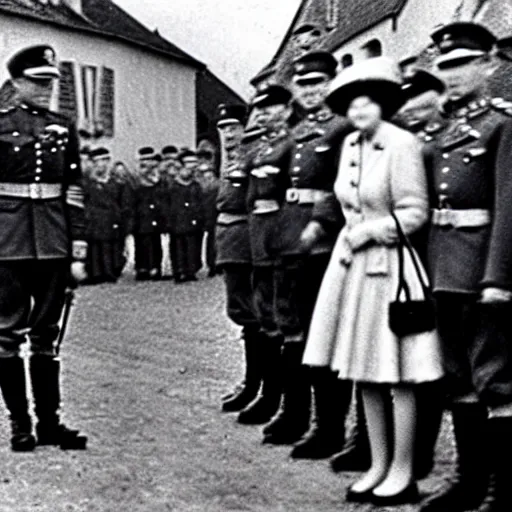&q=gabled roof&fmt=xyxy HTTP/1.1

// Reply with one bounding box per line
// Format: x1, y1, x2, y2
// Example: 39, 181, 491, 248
323, 0, 408, 51
0, 0, 203, 67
